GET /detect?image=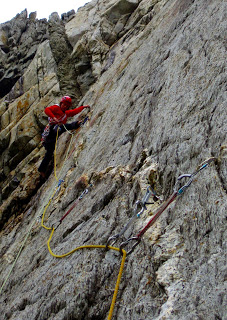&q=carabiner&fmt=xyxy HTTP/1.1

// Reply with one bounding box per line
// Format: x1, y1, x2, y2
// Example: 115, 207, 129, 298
79, 188, 89, 200
174, 174, 193, 195
137, 186, 157, 217
52, 221, 61, 231
174, 158, 216, 195
57, 179, 64, 187
79, 184, 92, 200
106, 234, 119, 249
119, 236, 141, 255
136, 200, 145, 218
